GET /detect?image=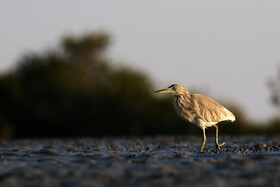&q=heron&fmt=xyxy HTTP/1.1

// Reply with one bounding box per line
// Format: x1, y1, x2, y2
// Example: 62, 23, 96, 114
154, 84, 235, 152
